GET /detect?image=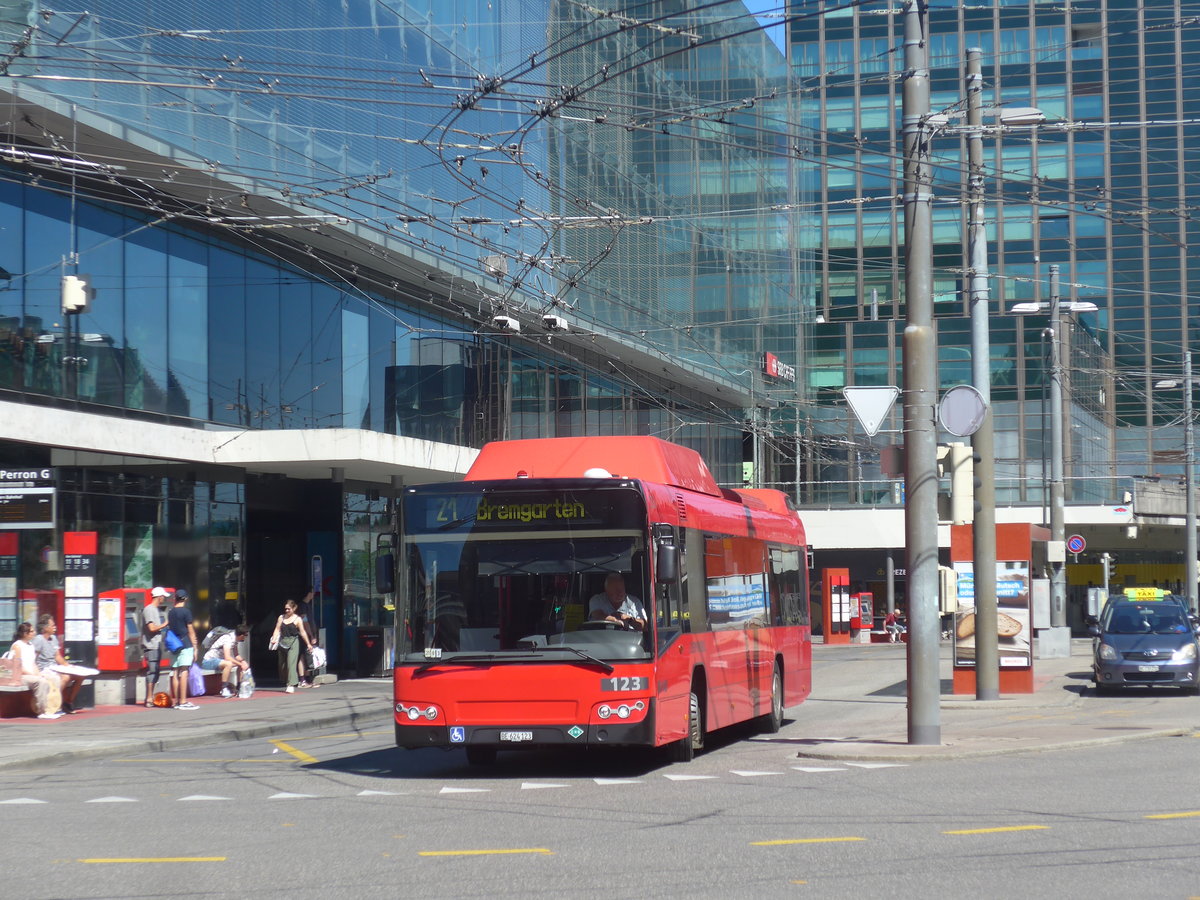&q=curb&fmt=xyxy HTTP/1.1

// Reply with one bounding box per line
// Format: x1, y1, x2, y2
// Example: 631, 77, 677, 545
794, 726, 1199, 763
0, 705, 394, 772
